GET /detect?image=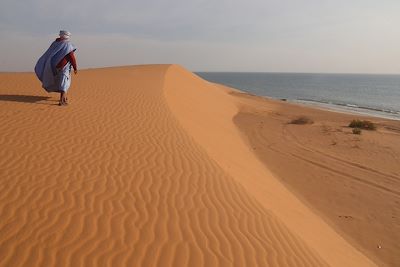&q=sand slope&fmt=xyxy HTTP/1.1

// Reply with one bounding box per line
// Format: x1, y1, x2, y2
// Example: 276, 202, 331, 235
164, 65, 377, 266
0, 65, 376, 266
231, 92, 400, 266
